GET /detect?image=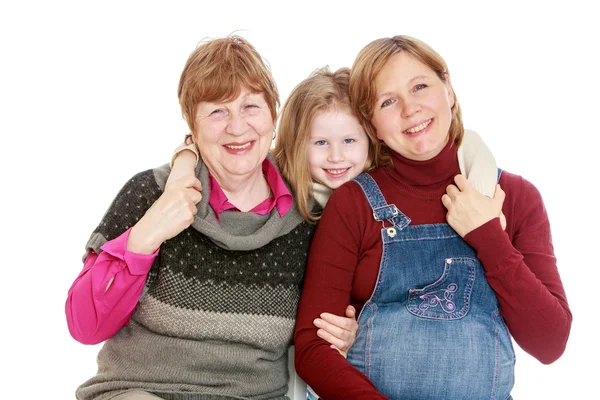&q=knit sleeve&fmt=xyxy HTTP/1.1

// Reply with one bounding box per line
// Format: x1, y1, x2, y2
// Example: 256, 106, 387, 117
464, 172, 572, 364
84, 169, 163, 256
66, 170, 163, 345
